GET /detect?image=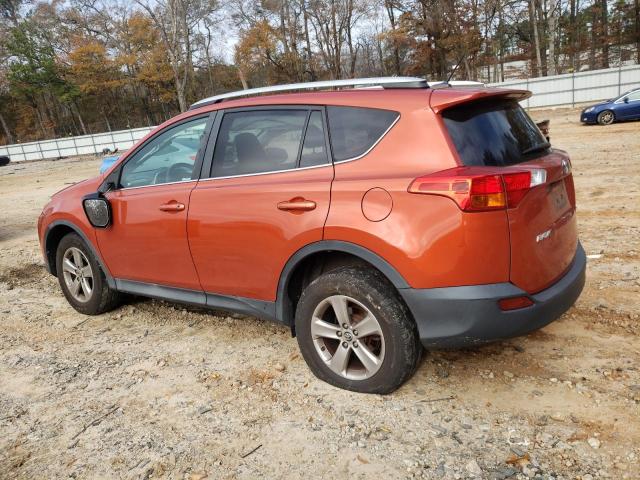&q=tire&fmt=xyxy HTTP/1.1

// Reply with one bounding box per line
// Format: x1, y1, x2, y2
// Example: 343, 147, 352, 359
0, 156, 10, 167
55, 233, 121, 315
295, 266, 422, 394
597, 110, 615, 125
